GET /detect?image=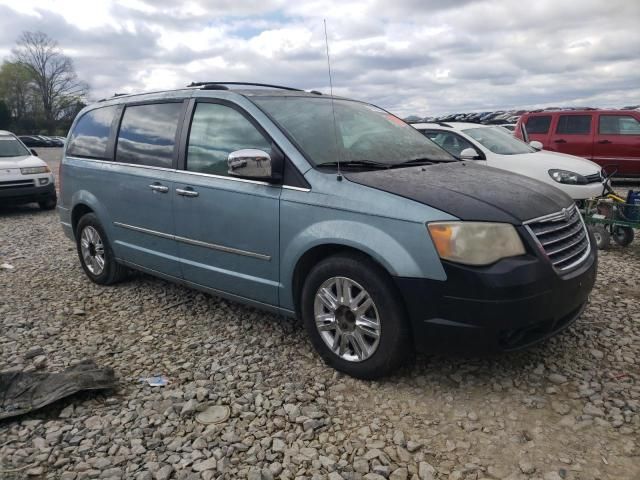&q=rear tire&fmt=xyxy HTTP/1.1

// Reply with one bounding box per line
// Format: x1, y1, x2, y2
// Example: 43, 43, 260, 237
38, 196, 57, 210
612, 226, 634, 247
76, 213, 127, 285
301, 252, 411, 379
591, 225, 610, 250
